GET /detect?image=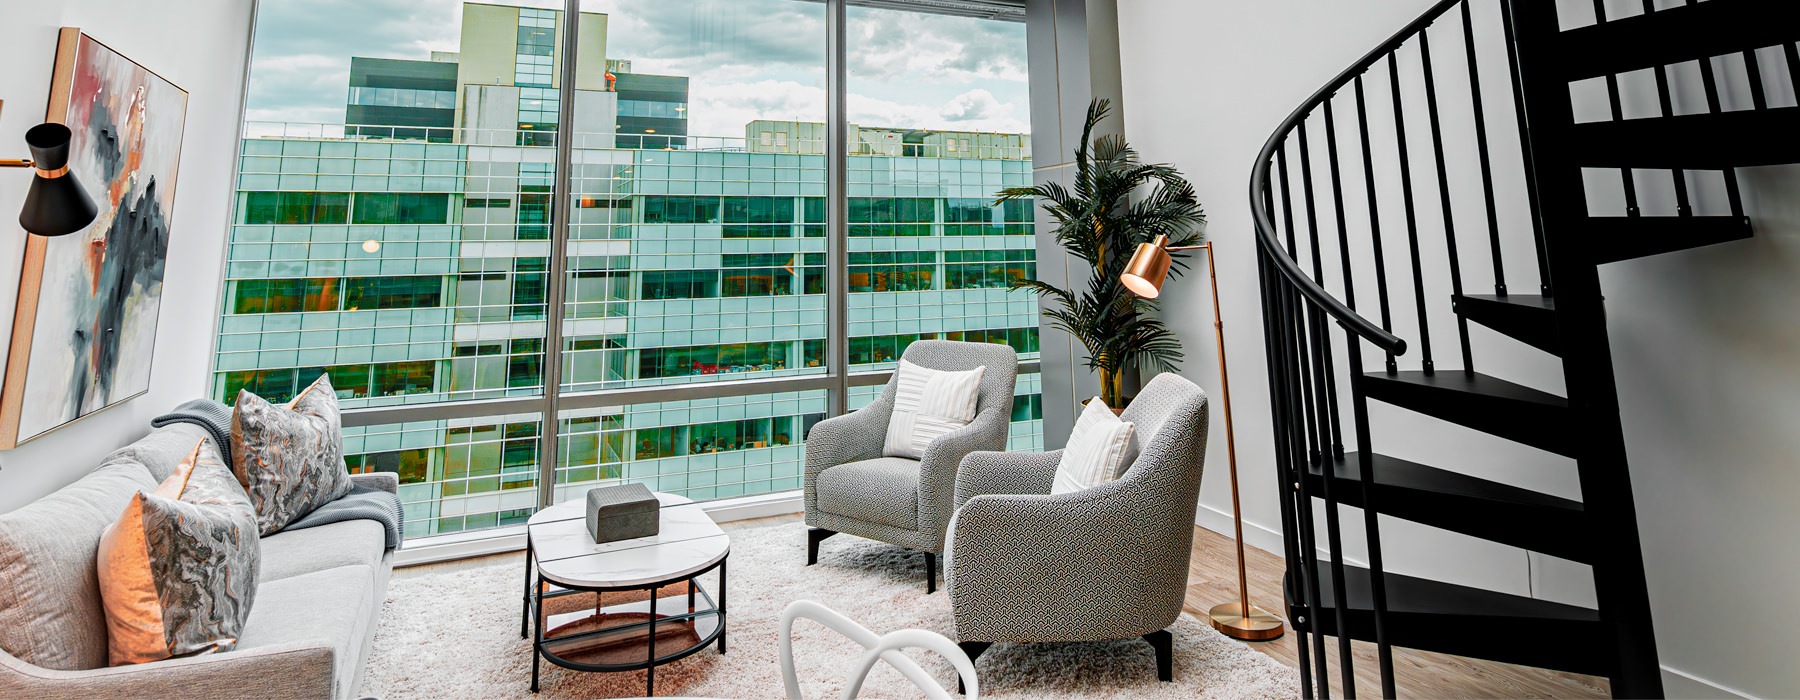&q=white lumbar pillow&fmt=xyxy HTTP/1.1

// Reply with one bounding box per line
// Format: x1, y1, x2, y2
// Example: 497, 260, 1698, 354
1051, 397, 1138, 495
883, 359, 986, 459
